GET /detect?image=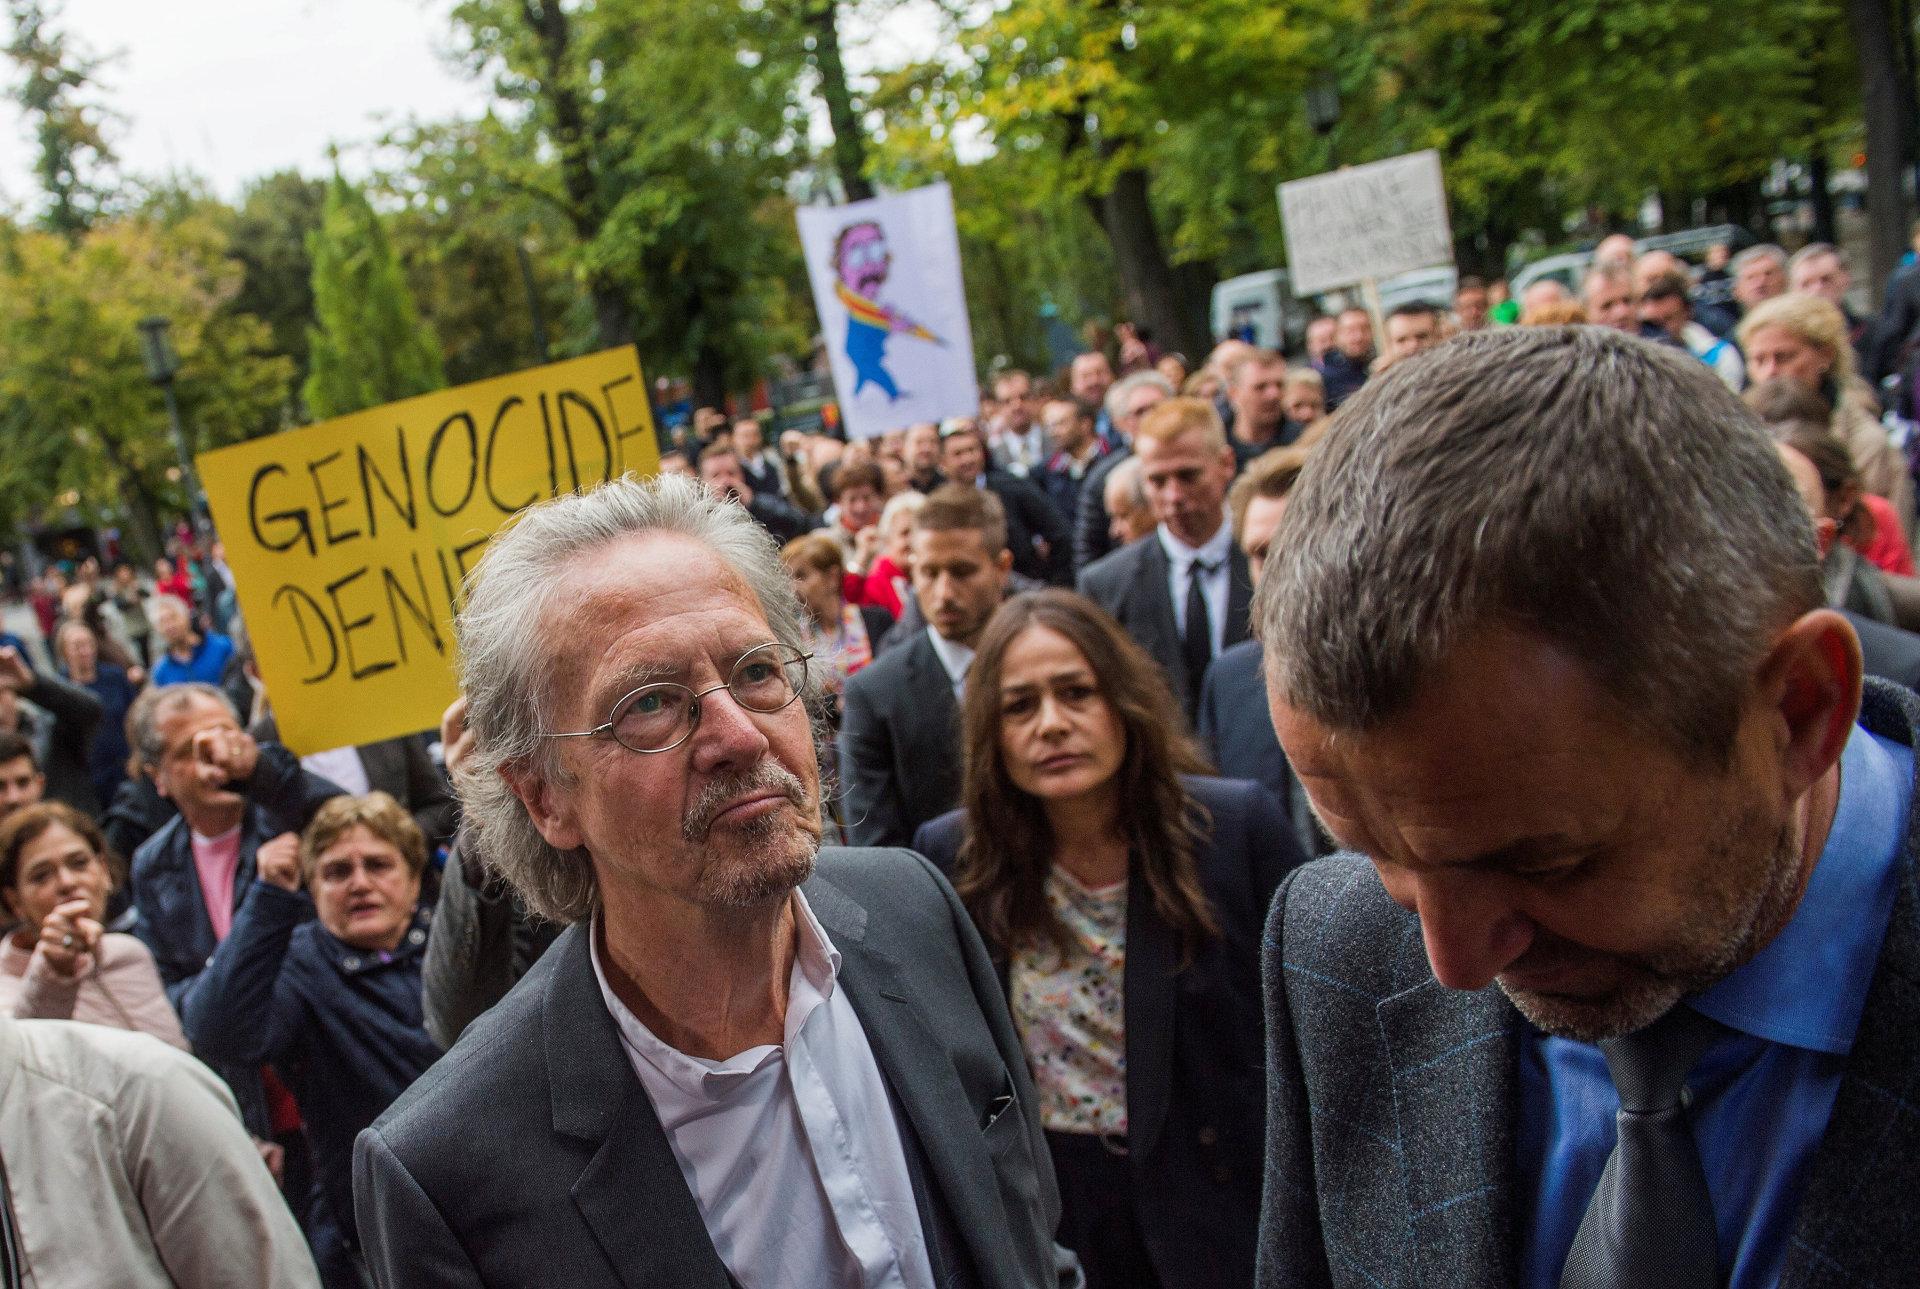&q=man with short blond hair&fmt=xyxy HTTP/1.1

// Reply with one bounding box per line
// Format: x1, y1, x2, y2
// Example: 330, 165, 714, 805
1581, 266, 1636, 332
1077, 398, 1253, 719
1226, 347, 1291, 459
